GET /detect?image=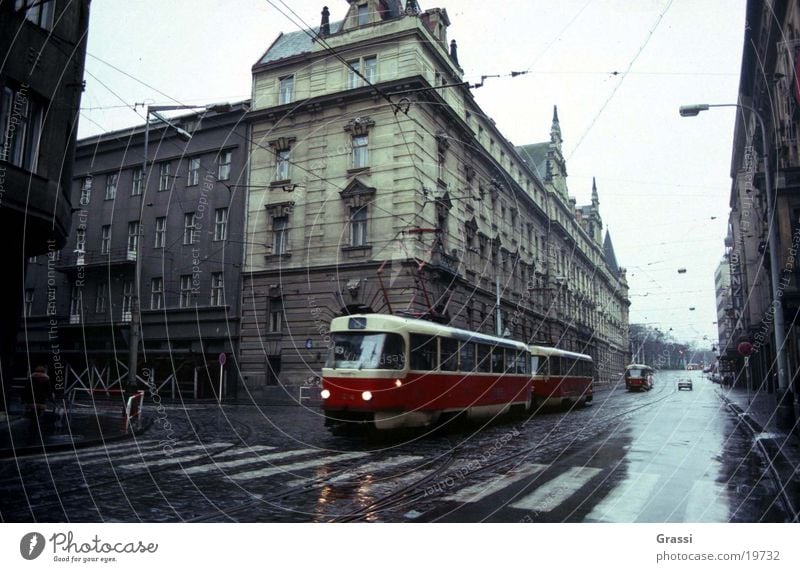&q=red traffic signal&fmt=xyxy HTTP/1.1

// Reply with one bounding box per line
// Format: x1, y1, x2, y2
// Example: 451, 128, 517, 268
737, 342, 753, 356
